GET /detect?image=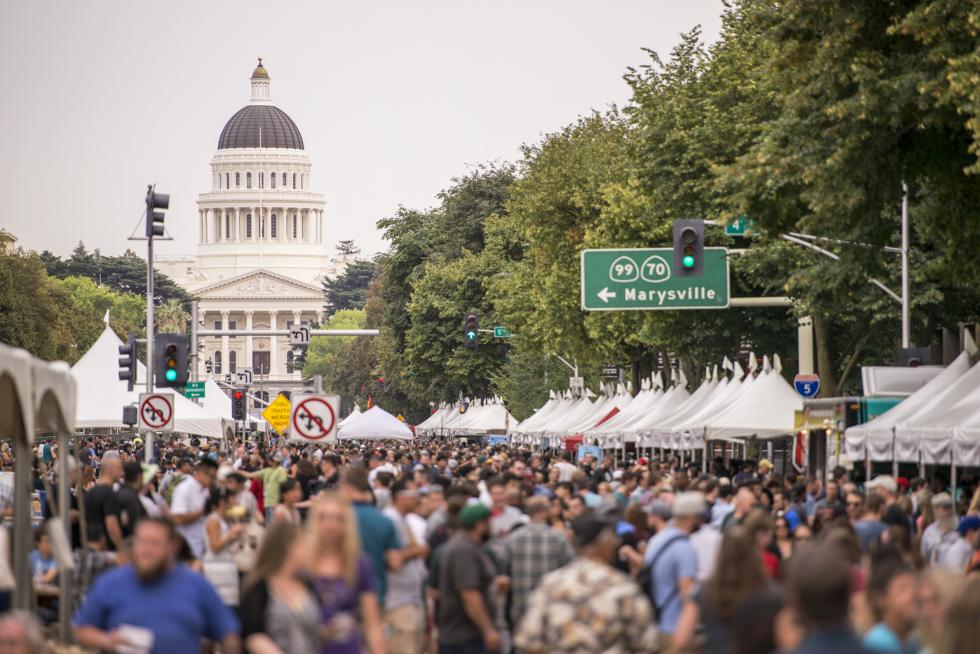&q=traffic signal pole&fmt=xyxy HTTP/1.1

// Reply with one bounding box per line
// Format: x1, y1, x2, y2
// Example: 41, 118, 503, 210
145, 206, 154, 465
